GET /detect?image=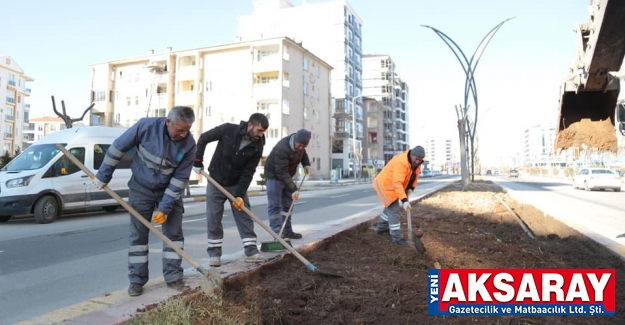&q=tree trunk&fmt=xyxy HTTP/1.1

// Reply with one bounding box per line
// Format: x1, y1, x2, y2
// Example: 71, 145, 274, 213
458, 119, 469, 190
